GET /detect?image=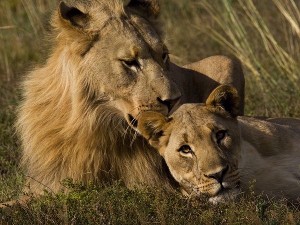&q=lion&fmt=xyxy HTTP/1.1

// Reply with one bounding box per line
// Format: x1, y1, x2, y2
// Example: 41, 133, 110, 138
138, 85, 300, 204
15, 0, 244, 196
